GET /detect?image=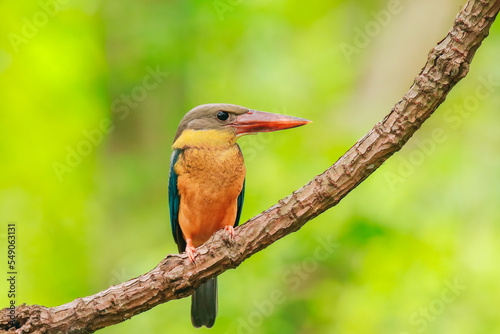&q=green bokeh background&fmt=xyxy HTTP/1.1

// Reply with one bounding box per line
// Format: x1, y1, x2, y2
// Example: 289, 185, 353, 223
1, 0, 500, 333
